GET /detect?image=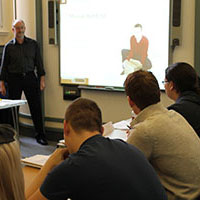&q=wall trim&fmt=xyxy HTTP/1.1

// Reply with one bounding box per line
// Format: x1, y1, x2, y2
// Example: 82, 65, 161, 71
45, 116, 64, 123
19, 112, 63, 123
195, 0, 200, 75
20, 121, 62, 133
19, 122, 63, 141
